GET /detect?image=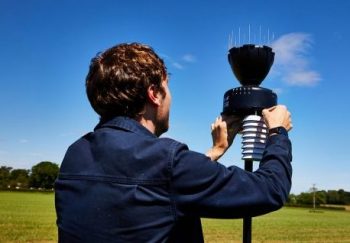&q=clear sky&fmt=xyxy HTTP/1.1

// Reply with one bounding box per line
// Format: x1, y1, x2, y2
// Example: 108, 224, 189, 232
1, 0, 349, 194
